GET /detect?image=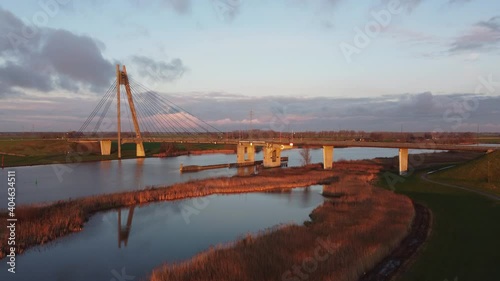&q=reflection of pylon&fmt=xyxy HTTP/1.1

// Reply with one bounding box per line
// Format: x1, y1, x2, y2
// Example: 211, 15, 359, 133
118, 206, 135, 248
